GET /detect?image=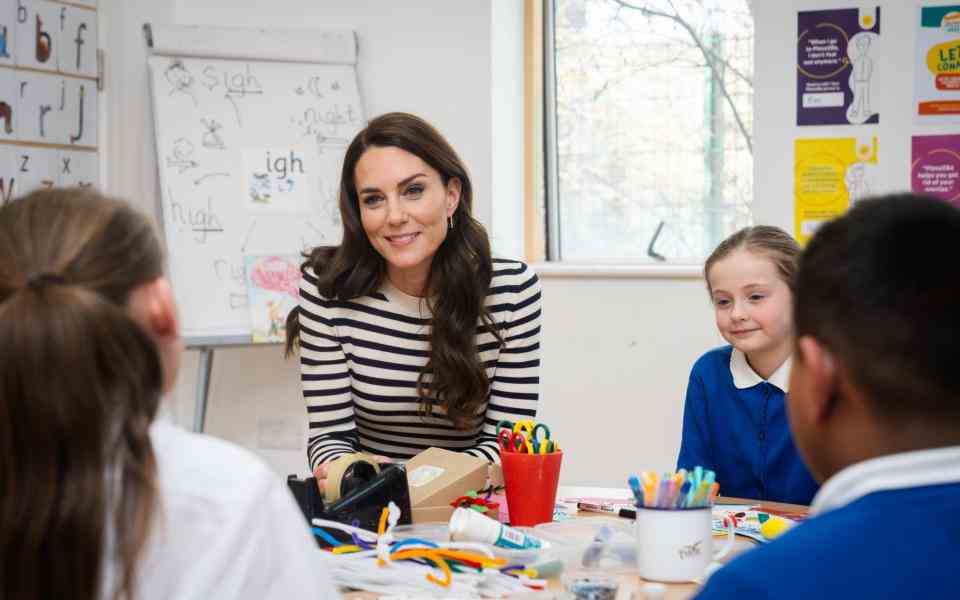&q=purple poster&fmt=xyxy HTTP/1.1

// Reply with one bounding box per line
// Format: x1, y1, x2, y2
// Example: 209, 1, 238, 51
797, 8, 880, 126
912, 135, 960, 207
